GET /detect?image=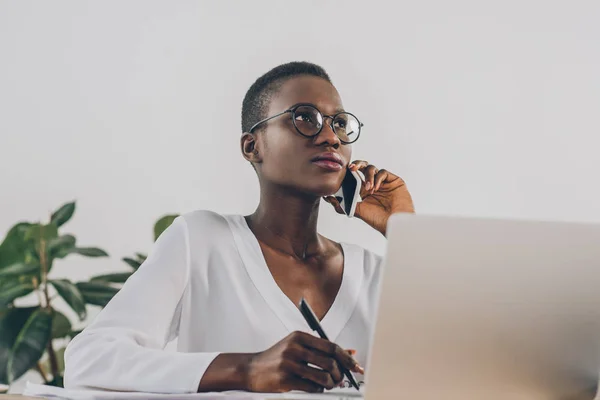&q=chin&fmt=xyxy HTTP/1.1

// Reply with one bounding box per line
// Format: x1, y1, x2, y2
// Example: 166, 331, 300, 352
295, 168, 344, 197
312, 182, 342, 198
